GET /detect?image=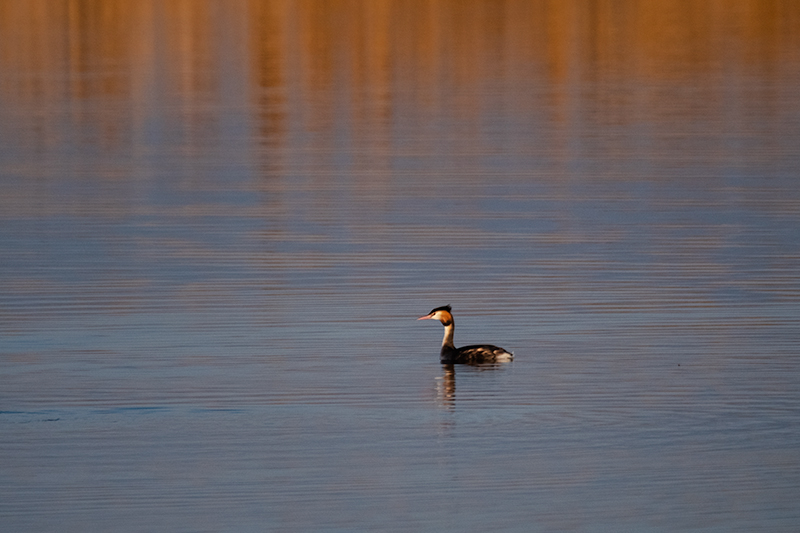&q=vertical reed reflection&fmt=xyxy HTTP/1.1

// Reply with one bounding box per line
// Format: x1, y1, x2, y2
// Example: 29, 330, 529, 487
0, 2, 796, 209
